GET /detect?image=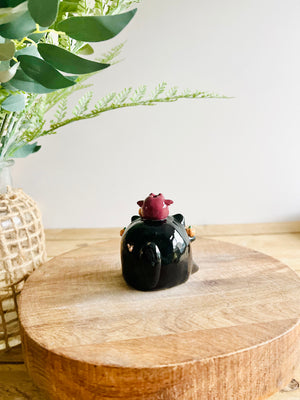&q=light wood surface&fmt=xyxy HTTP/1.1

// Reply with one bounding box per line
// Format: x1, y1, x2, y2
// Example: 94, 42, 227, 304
19, 235, 300, 400
0, 223, 300, 399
